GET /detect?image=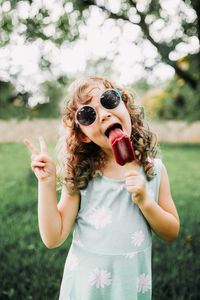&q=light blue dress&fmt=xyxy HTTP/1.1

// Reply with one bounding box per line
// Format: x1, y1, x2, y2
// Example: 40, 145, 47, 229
59, 159, 162, 300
